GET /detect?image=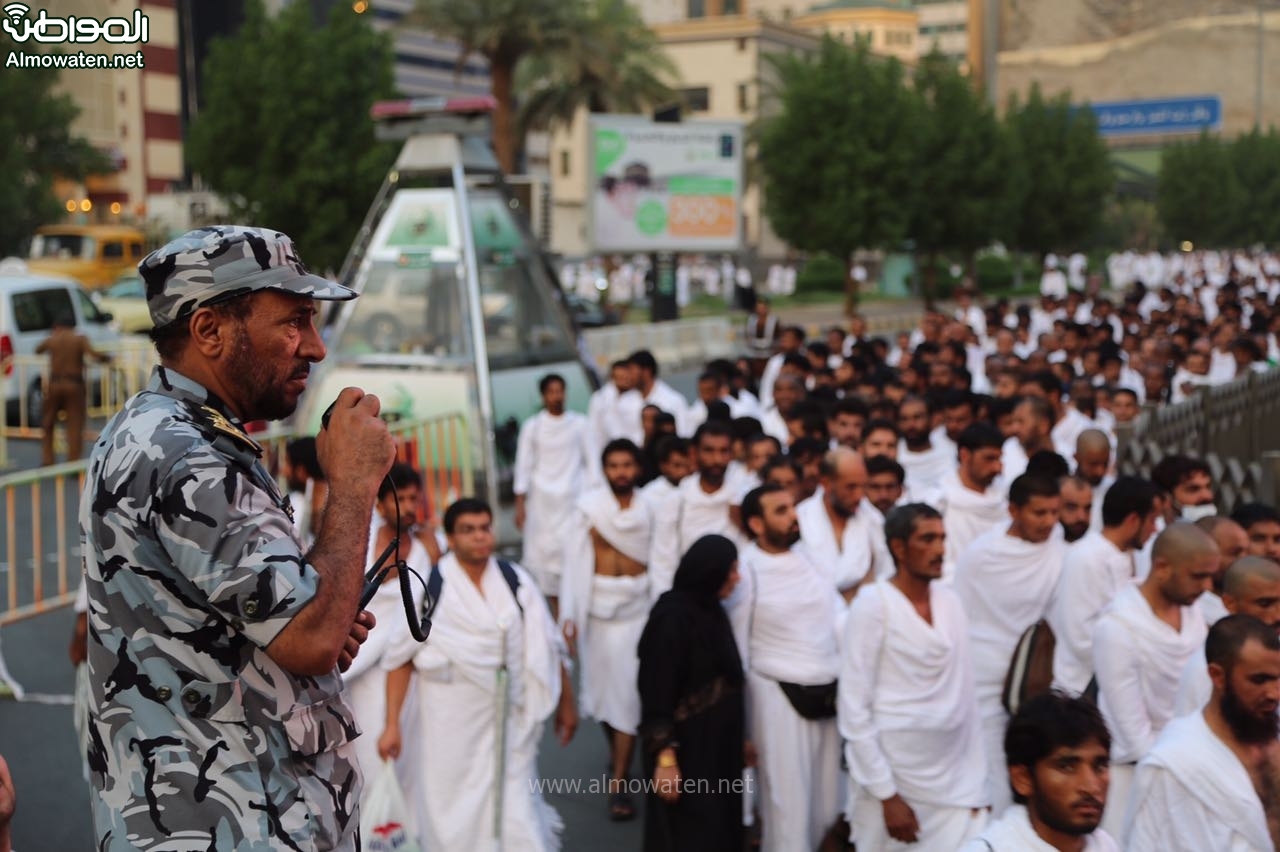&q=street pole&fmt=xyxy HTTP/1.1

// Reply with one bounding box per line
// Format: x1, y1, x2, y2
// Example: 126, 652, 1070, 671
1258, 0, 1265, 131
985, 0, 999, 106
